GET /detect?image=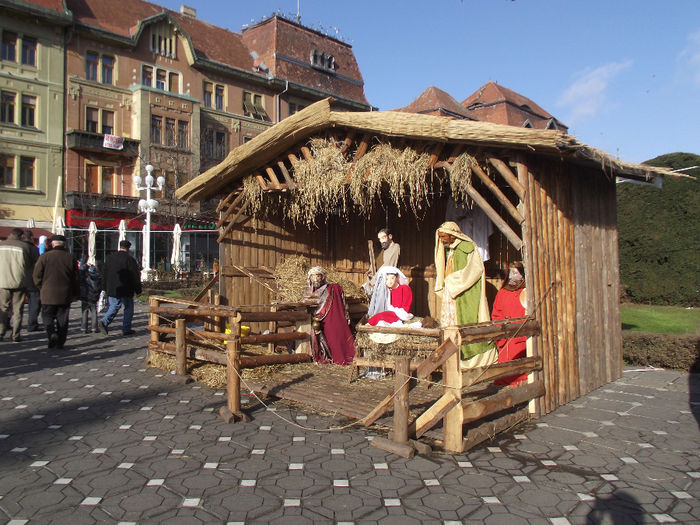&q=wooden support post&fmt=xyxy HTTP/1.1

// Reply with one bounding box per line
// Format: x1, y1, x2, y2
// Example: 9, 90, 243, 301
148, 297, 160, 363
370, 436, 415, 459
443, 328, 464, 453
175, 319, 187, 376
393, 357, 411, 444
267, 304, 277, 354
220, 313, 249, 423
295, 316, 312, 355
214, 294, 222, 333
